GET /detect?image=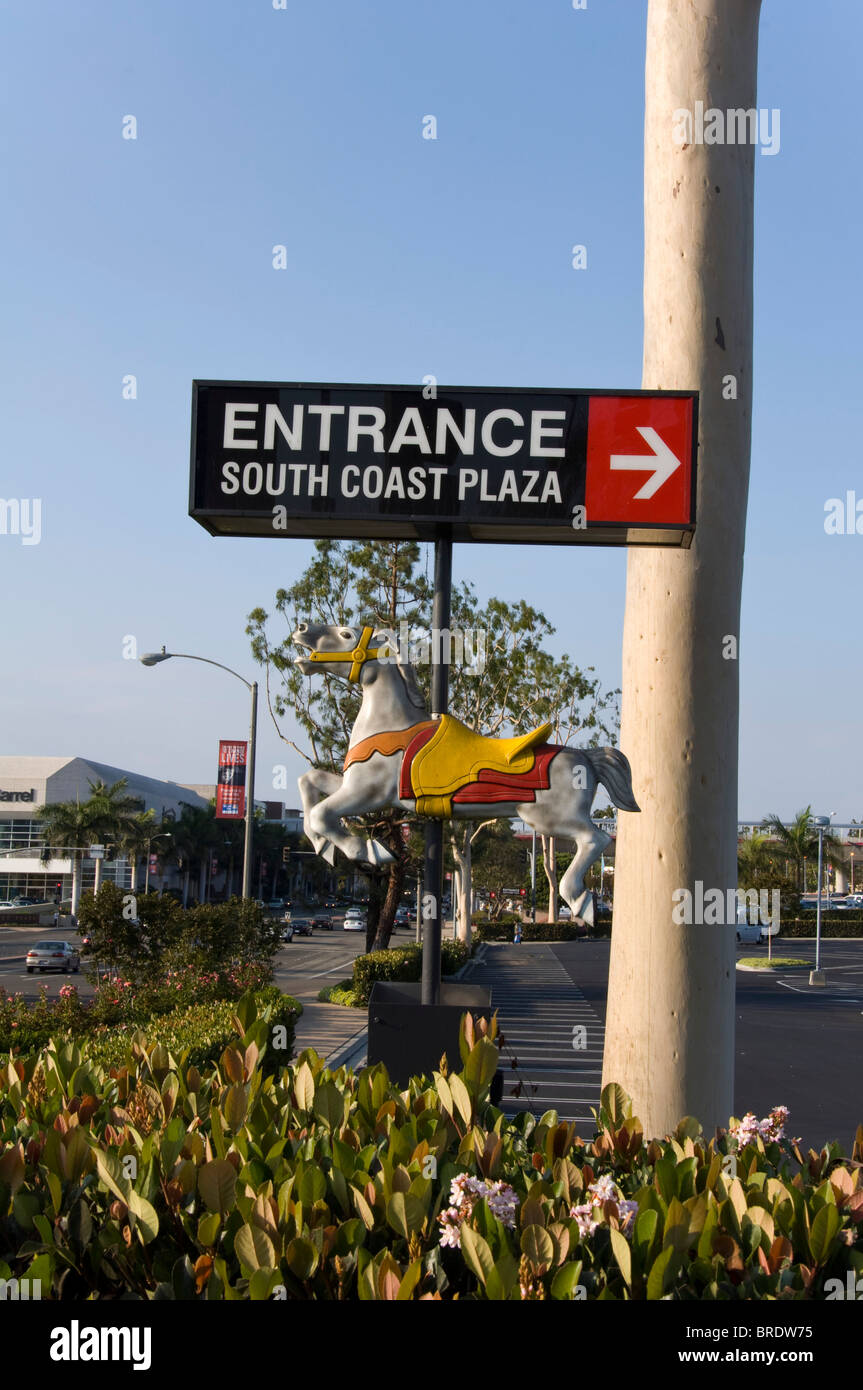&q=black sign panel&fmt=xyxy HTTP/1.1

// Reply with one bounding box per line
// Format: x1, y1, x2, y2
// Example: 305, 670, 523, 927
190, 381, 698, 547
